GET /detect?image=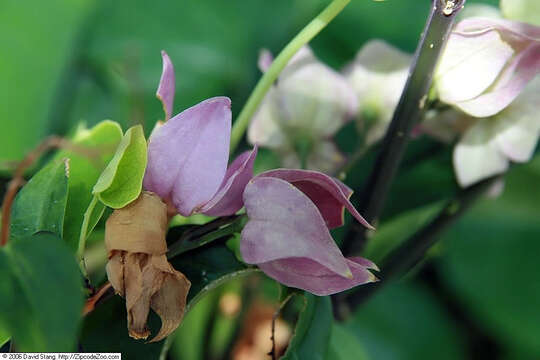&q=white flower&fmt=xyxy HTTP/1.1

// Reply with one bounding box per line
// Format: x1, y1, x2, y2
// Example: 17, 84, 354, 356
248, 46, 357, 173
345, 40, 411, 146
453, 78, 540, 187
